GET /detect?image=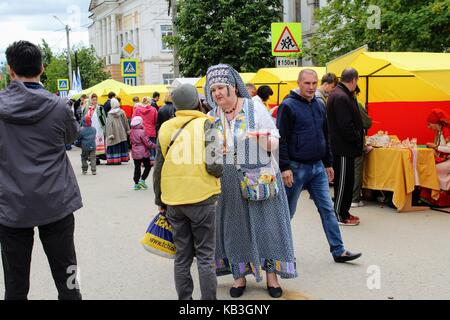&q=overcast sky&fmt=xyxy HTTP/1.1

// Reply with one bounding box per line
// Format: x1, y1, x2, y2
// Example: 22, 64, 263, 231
0, 0, 91, 64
